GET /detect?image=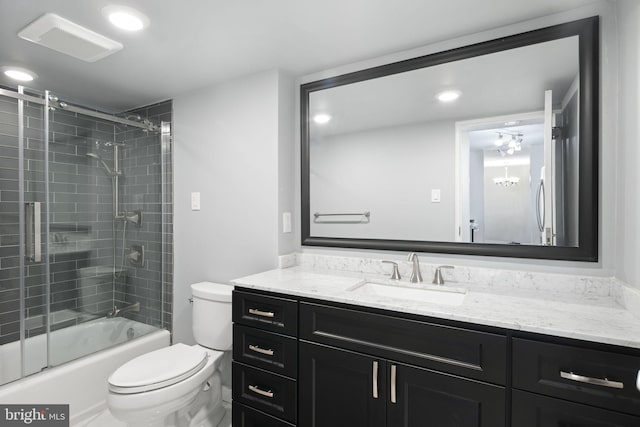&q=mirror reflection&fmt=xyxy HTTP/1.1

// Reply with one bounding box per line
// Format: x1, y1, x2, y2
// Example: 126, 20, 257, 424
308, 36, 579, 247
